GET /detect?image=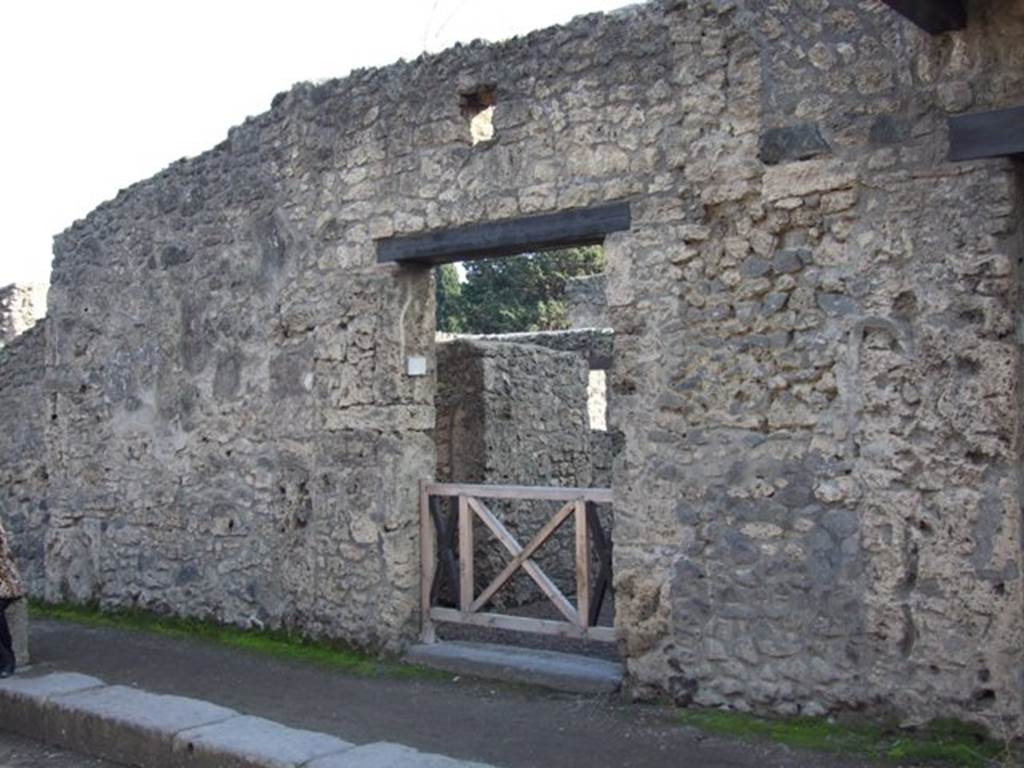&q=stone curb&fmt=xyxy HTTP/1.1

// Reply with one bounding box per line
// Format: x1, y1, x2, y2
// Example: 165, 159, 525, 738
0, 672, 495, 768
47, 684, 238, 767
0, 671, 103, 740
172, 715, 353, 768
